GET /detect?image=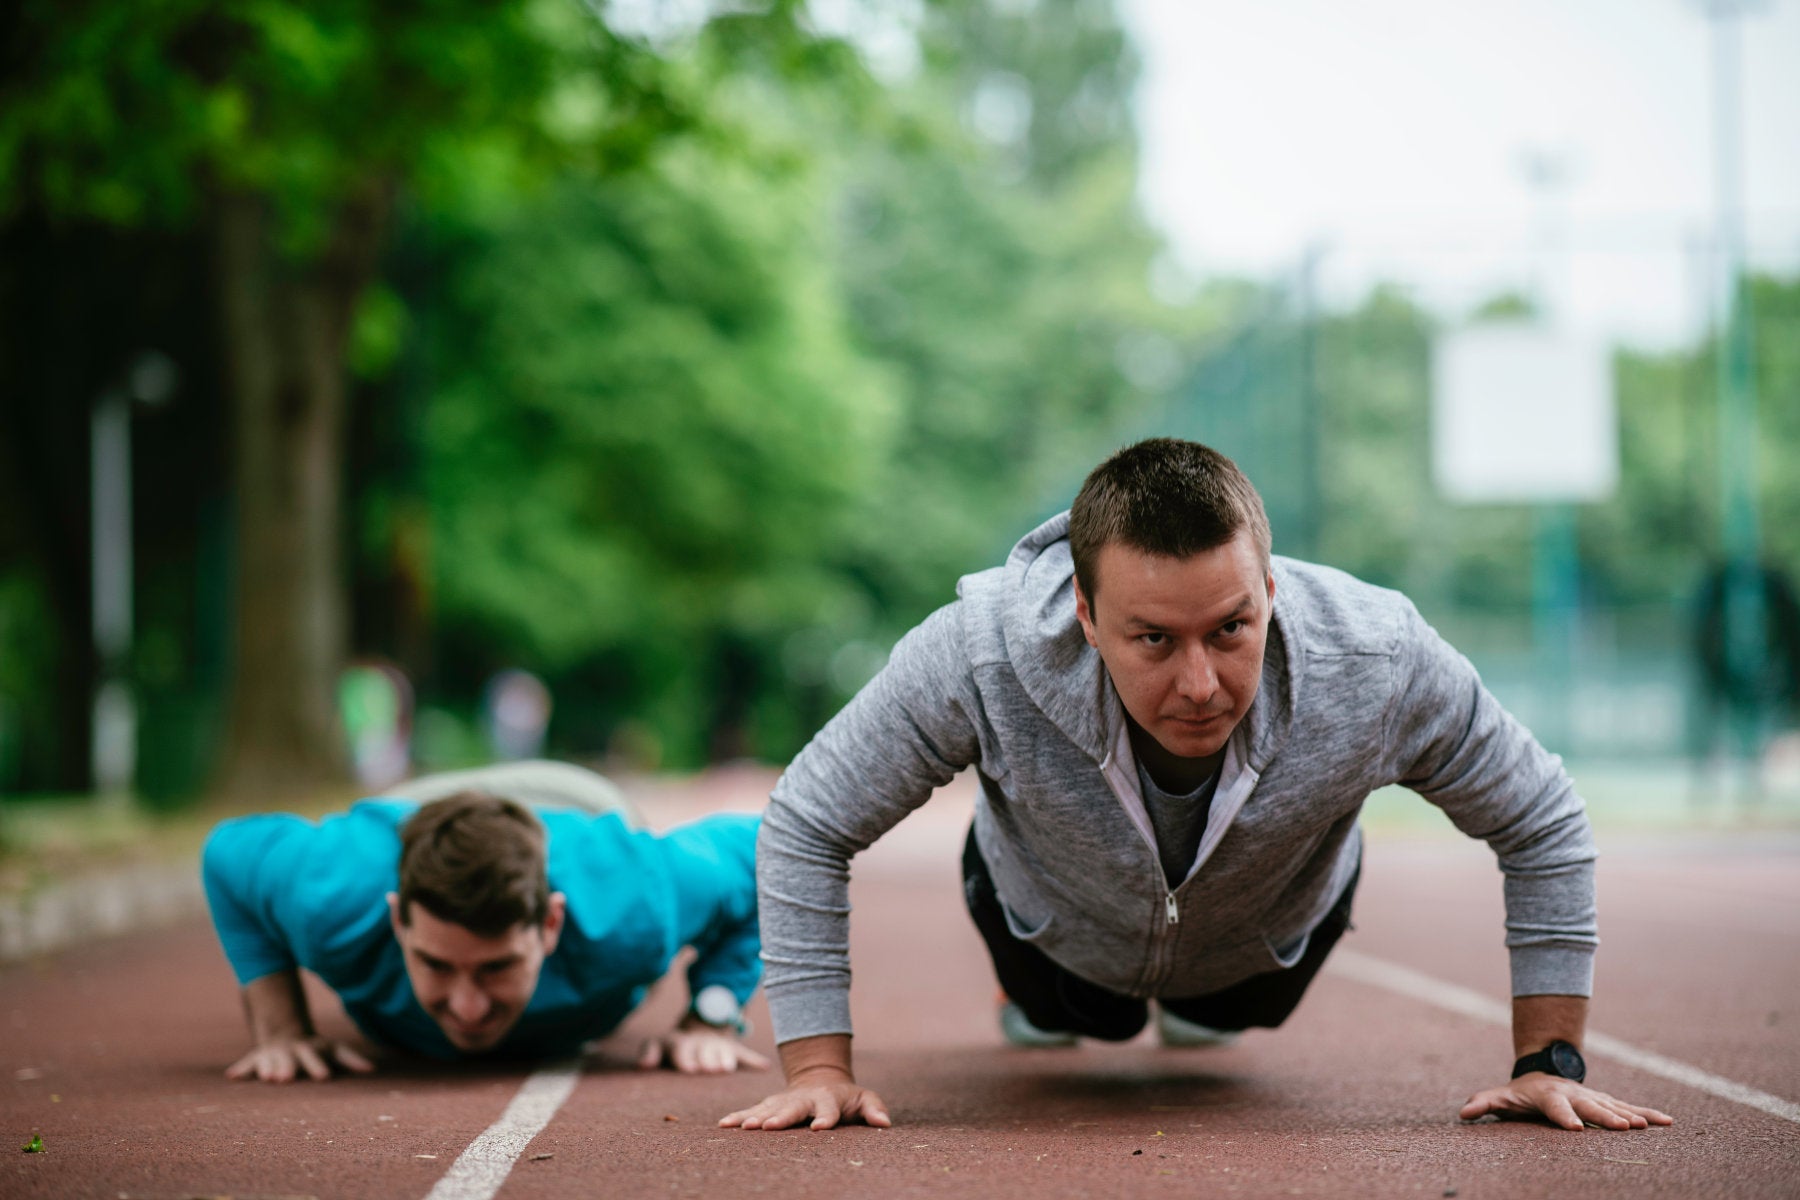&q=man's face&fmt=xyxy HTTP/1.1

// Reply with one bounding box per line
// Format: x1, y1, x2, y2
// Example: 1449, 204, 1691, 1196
1075, 532, 1275, 760
387, 892, 565, 1053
